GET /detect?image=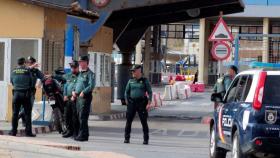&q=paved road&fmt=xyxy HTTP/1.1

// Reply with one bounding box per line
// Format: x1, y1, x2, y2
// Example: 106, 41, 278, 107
2, 88, 236, 158
34, 119, 211, 158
